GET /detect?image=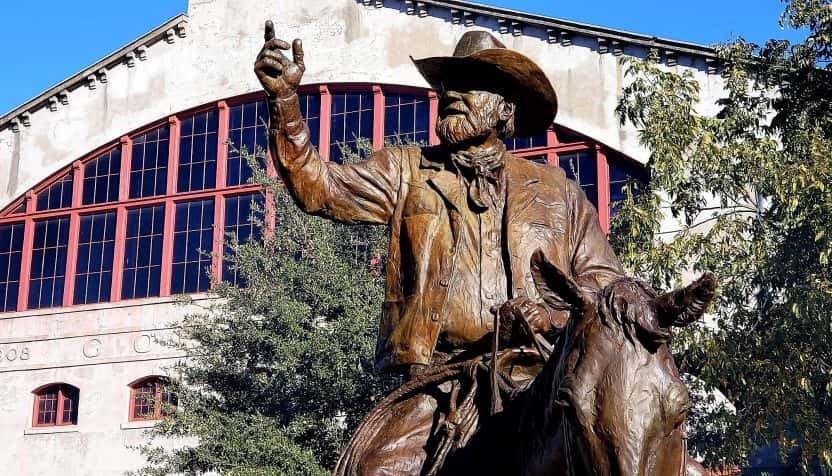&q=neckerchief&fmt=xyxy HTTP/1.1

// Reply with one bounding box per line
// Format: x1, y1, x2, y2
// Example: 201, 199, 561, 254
450, 143, 506, 211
